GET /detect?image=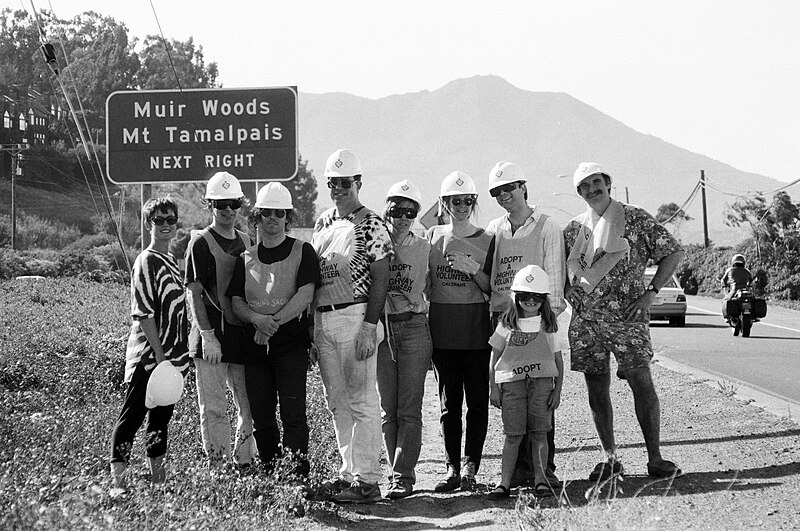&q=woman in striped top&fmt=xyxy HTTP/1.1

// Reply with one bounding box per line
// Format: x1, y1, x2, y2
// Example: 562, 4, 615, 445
109, 197, 189, 488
